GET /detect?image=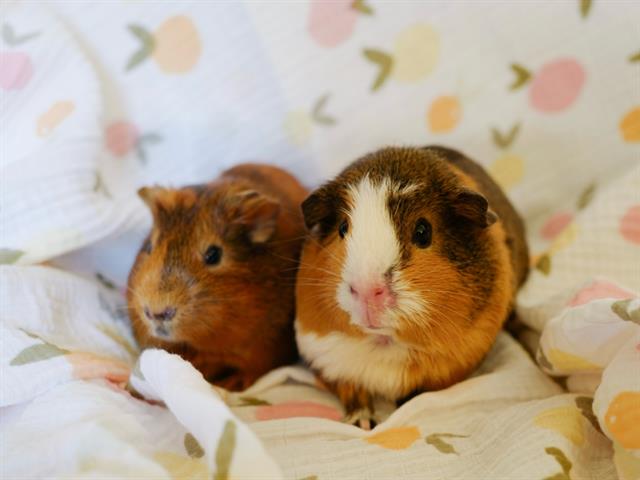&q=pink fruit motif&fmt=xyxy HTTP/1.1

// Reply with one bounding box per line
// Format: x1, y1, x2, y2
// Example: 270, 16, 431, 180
540, 212, 574, 241
308, 0, 359, 47
620, 205, 640, 245
0, 51, 33, 90
105, 121, 139, 157
568, 280, 636, 307
510, 58, 586, 113
255, 401, 342, 421
105, 121, 164, 164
